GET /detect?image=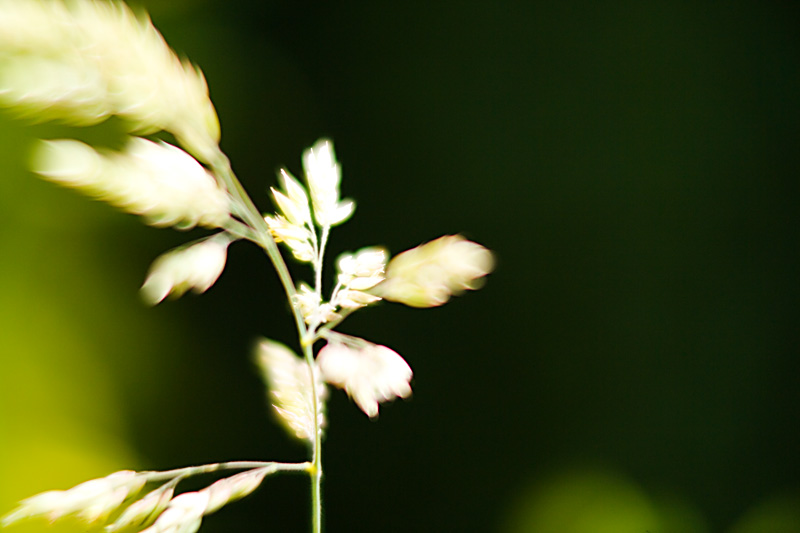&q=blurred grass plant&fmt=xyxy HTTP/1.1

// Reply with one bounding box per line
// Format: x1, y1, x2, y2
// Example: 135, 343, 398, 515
0, 1, 493, 532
